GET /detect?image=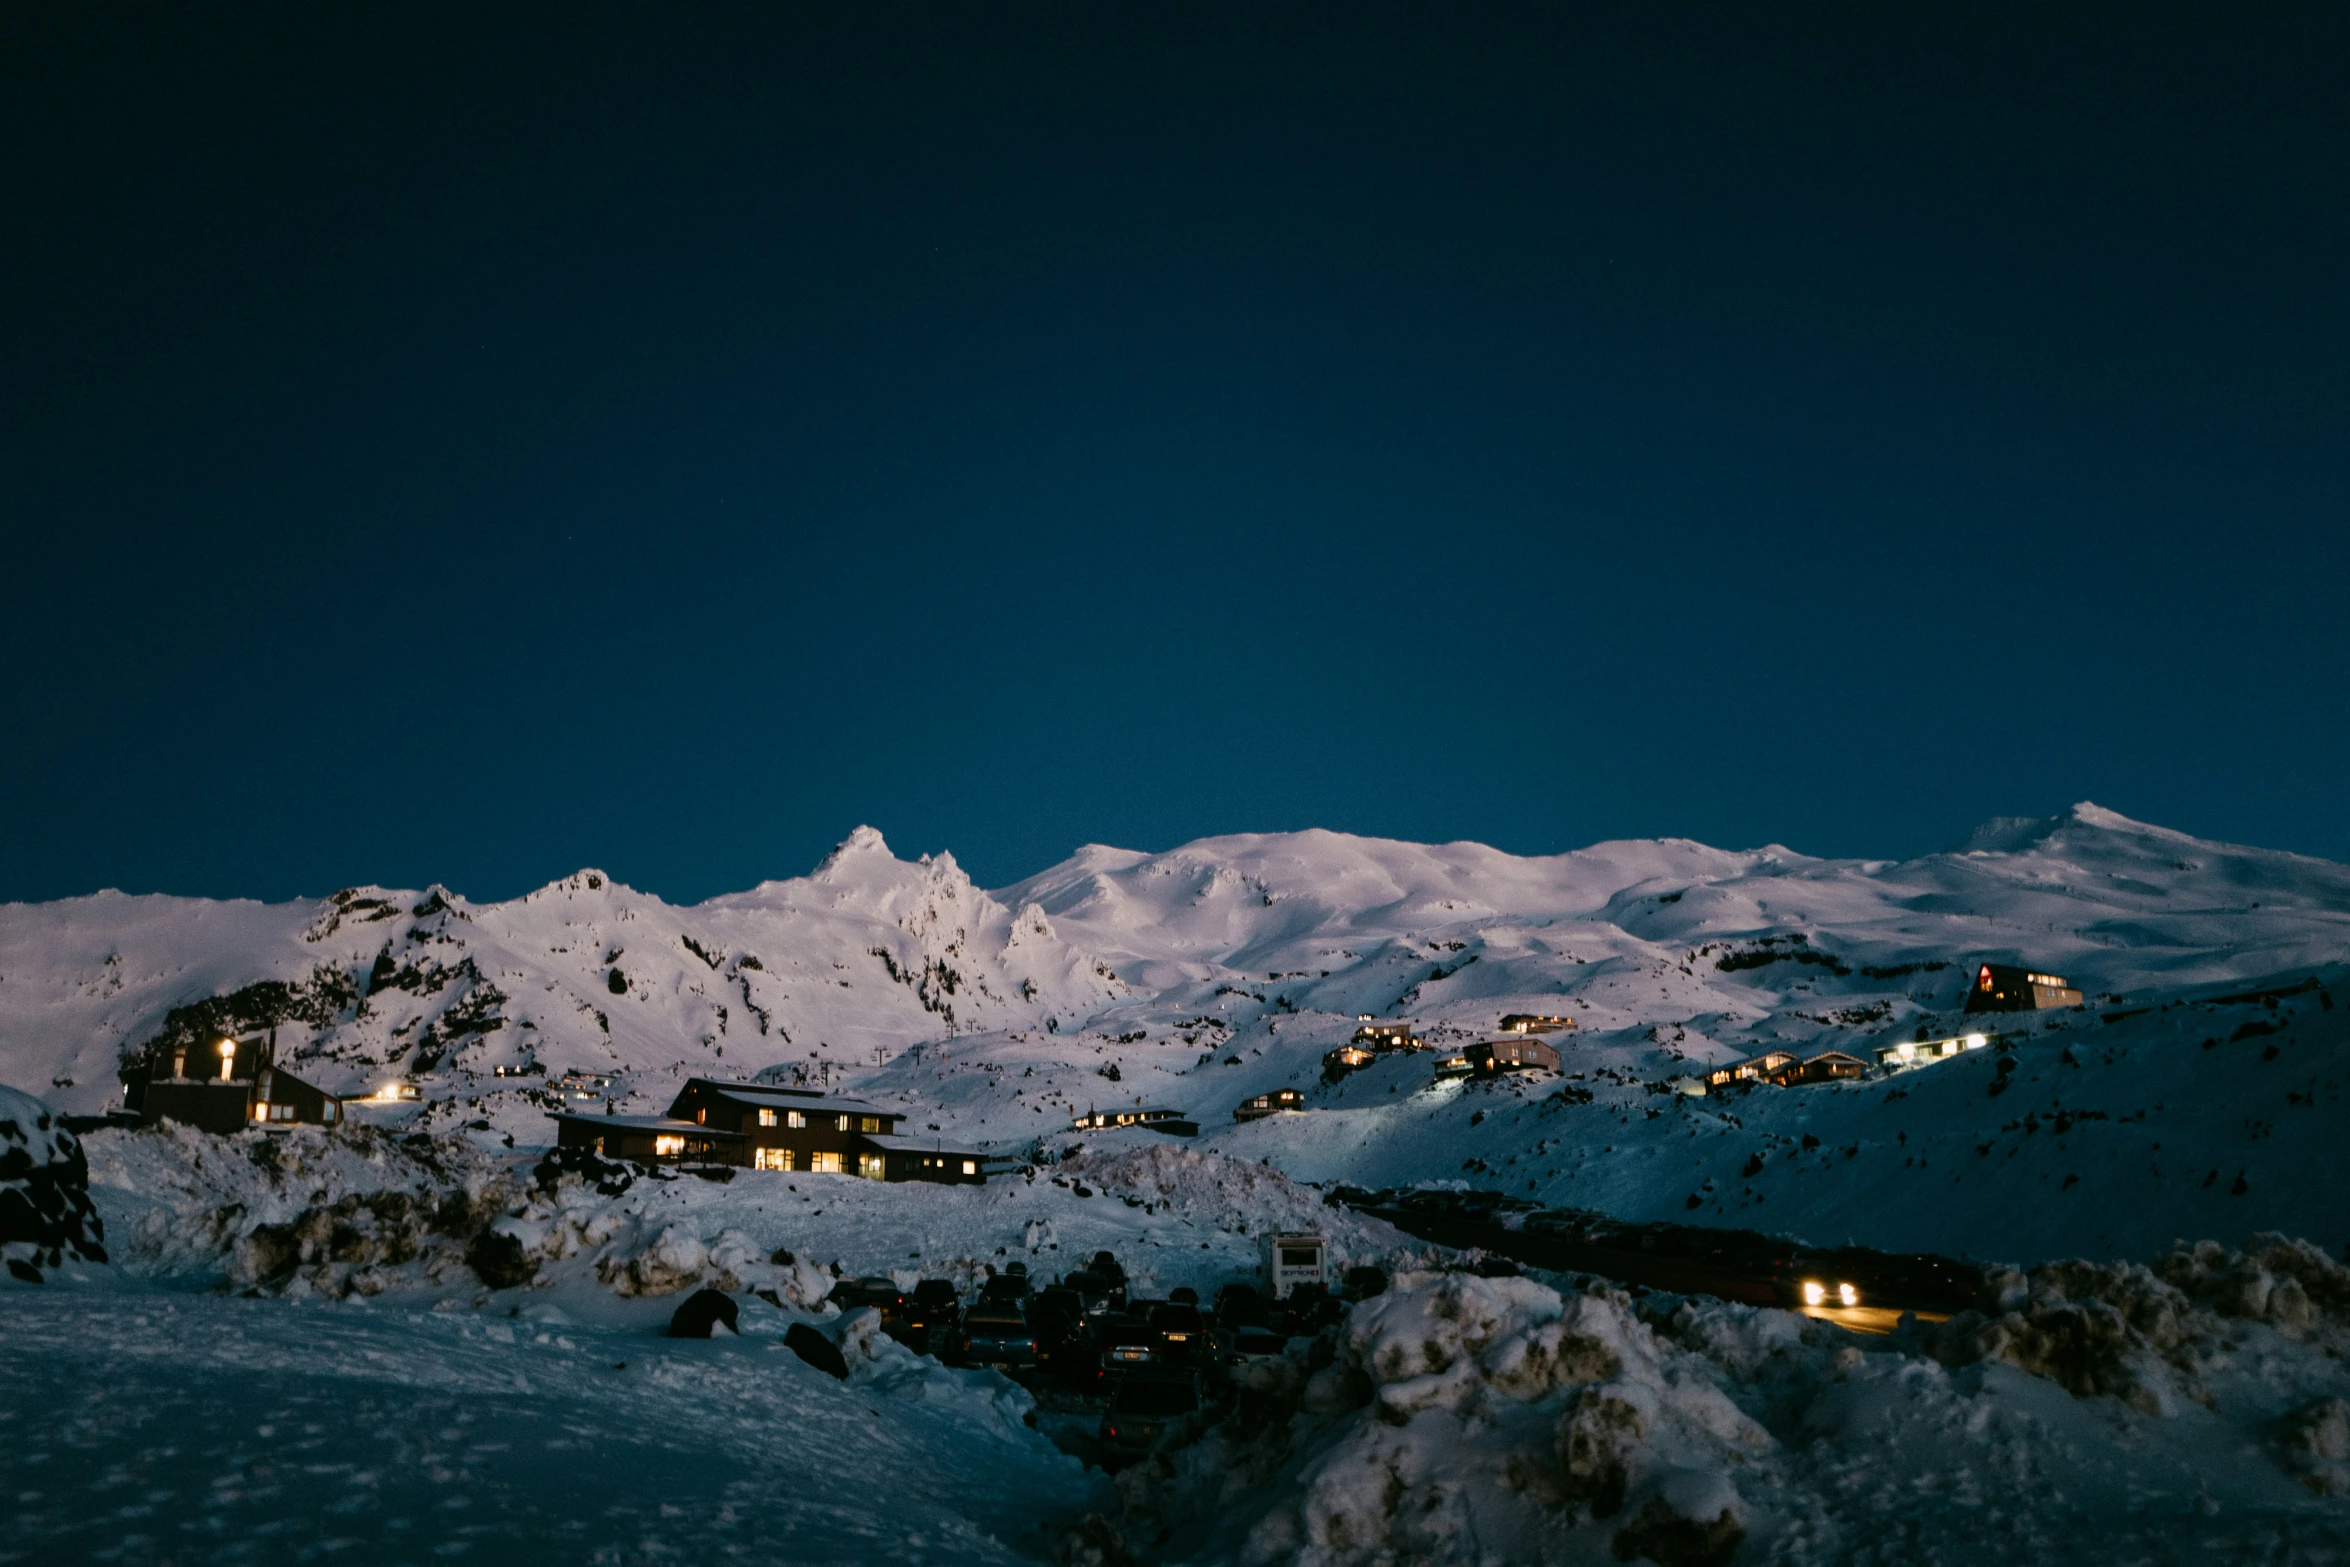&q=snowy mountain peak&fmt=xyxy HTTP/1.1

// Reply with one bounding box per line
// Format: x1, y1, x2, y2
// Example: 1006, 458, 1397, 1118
813, 825, 894, 877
